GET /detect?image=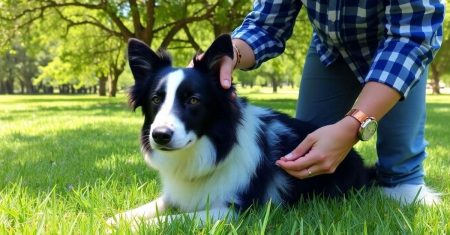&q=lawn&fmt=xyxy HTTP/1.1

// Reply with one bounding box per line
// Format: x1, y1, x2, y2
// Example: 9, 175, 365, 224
0, 91, 449, 234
